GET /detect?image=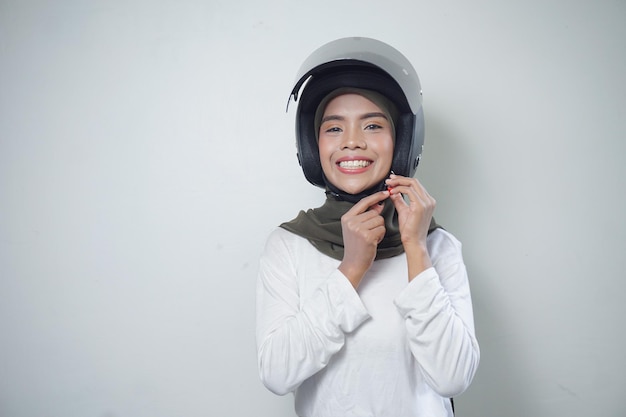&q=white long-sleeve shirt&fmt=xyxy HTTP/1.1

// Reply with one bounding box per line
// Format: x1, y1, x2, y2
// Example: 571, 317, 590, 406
256, 227, 479, 417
